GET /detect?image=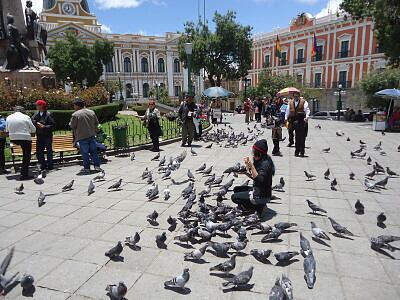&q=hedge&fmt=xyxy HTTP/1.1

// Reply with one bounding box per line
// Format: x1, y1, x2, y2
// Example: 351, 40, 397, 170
129, 105, 147, 116
0, 102, 124, 129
